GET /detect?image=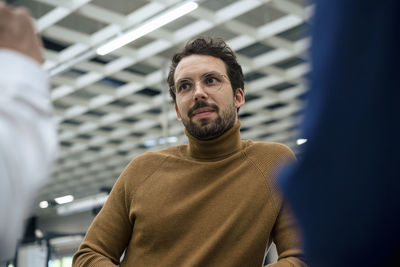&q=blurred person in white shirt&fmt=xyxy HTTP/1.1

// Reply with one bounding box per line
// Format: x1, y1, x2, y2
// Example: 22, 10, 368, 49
0, 1, 58, 261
